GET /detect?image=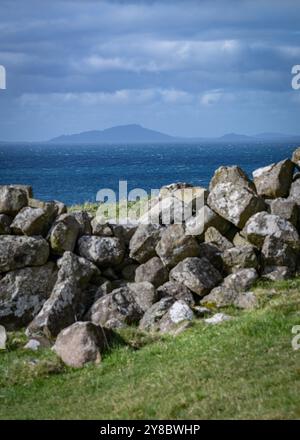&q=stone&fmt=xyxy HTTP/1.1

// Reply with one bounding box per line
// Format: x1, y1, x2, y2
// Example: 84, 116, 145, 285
87, 286, 144, 329
121, 264, 138, 282
49, 214, 80, 255
157, 281, 195, 306
129, 224, 163, 263
139, 297, 175, 331
170, 257, 222, 296
186, 205, 231, 237
204, 313, 233, 325
223, 268, 258, 292
0, 186, 28, 215
139, 195, 190, 225
72, 211, 92, 236
0, 235, 49, 273
78, 236, 124, 267
24, 339, 41, 351
232, 232, 252, 248
253, 159, 294, 198
111, 222, 138, 245
201, 286, 257, 309
204, 227, 233, 251
198, 243, 223, 272
292, 147, 300, 168
0, 214, 12, 234
155, 224, 199, 268
53, 321, 112, 368
261, 235, 297, 270
159, 182, 193, 200
27, 252, 100, 338
221, 245, 258, 273
158, 300, 194, 334
11, 206, 55, 236
127, 282, 158, 312
289, 179, 300, 204
135, 257, 169, 288
261, 266, 292, 281
242, 212, 300, 249
91, 217, 113, 236
207, 181, 265, 229
270, 198, 298, 227
0, 263, 57, 329
172, 186, 208, 213
209, 166, 256, 192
